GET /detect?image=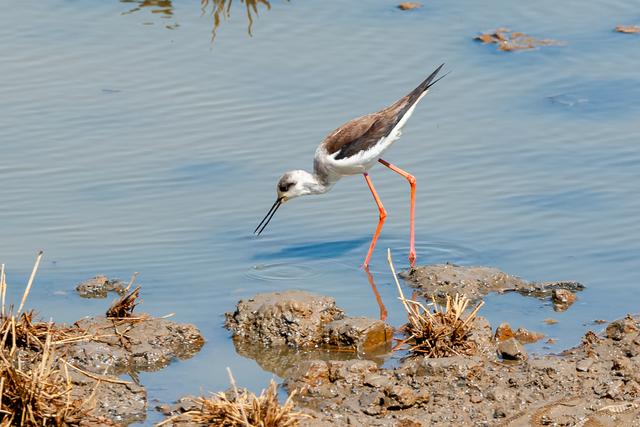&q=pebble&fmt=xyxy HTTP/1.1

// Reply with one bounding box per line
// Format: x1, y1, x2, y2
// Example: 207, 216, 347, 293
497, 338, 527, 361
514, 327, 544, 344
552, 289, 576, 308
494, 322, 514, 341
576, 358, 593, 372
